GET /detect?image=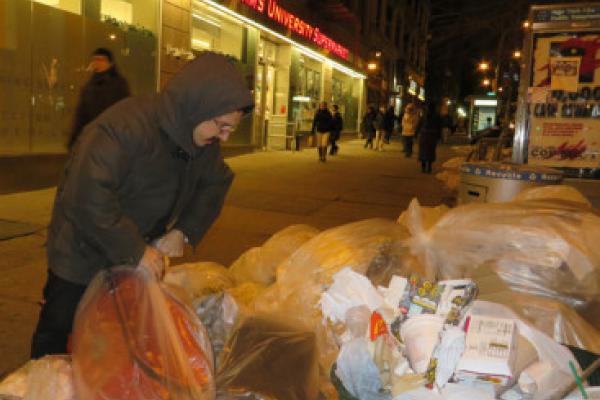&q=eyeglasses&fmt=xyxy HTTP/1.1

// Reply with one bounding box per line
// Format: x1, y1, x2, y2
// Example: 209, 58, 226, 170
212, 118, 237, 134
